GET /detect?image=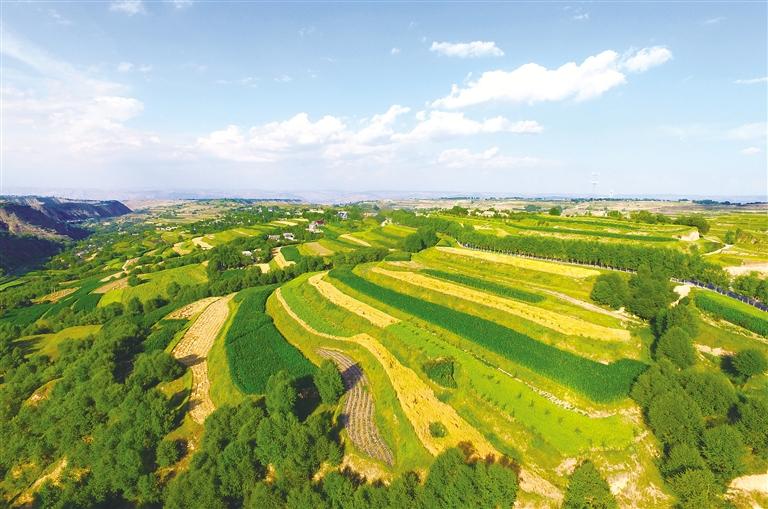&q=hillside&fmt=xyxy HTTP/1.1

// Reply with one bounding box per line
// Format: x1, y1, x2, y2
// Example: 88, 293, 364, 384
0, 196, 132, 274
